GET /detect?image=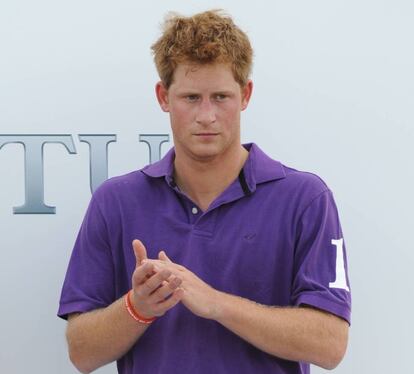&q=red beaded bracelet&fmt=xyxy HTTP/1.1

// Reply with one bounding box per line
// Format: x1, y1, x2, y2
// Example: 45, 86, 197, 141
125, 290, 156, 324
